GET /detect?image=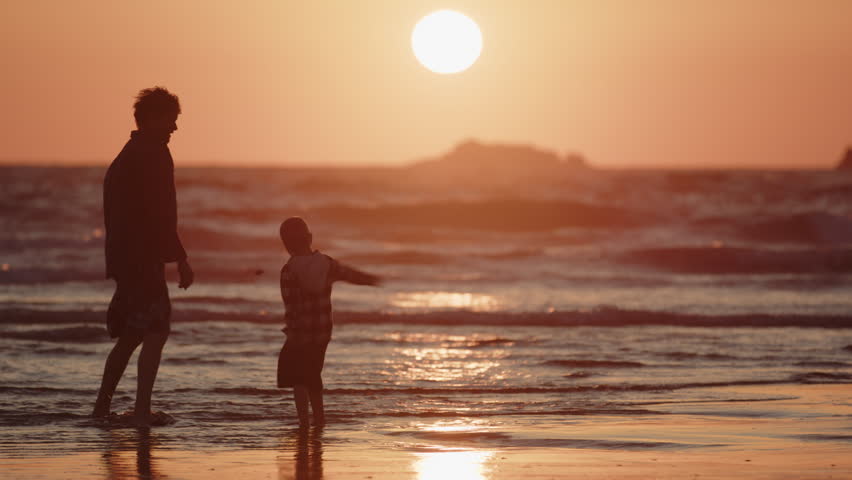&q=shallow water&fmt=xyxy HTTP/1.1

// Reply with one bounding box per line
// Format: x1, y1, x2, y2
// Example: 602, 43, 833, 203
2, 320, 851, 454
2, 166, 852, 463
